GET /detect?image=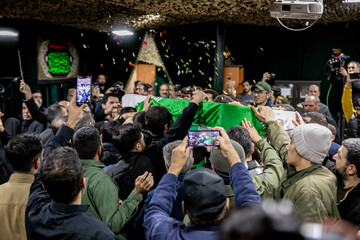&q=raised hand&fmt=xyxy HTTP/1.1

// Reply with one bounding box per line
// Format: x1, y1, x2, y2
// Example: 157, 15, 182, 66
241, 118, 262, 144
134, 171, 154, 198
168, 136, 192, 176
